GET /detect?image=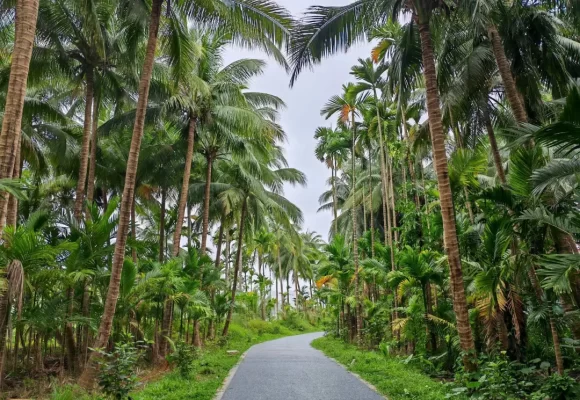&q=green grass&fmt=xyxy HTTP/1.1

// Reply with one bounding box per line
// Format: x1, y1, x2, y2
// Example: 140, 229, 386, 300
132, 319, 319, 400
311, 336, 452, 400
